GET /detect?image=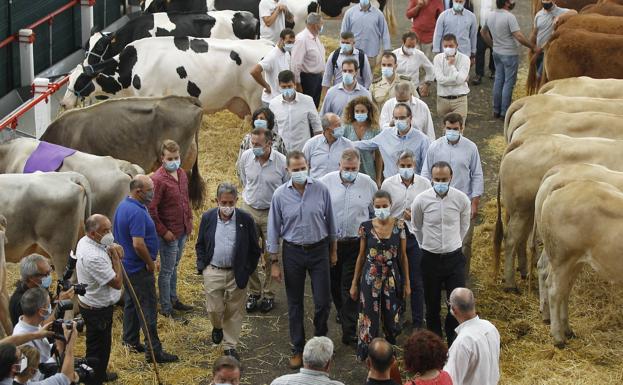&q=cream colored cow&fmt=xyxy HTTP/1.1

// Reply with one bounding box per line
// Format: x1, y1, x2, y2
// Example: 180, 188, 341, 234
539, 76, 623, 99
0, 215, 9, 337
